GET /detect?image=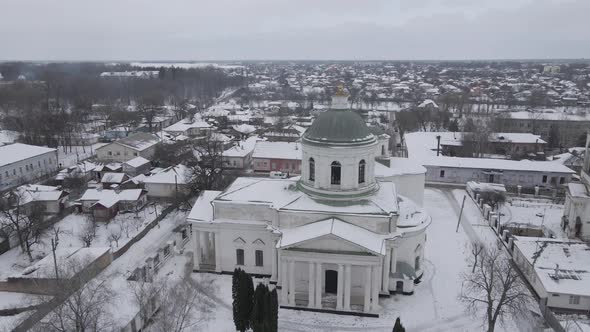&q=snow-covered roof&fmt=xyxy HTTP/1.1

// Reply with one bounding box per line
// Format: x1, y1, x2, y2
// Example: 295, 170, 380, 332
252, 141, 302, 160
222, 136, 261, 158
375, 158, 427, 177
513, 237, 590, 297
215, 177, 399, 216
278, 217, 387, 255
13, 184, 67, 205
101, 172, 127, 183
568, 183, 589, 198
0, 143, 56, 168
187, 190, 223, 221
164, 119, 211, 132
143, 165, 190, 185
79, 188, 145, 204
418, 99, 439, 108
107, 133, 160, 152
123, 156, 151, 168
421, 156, 574, 174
